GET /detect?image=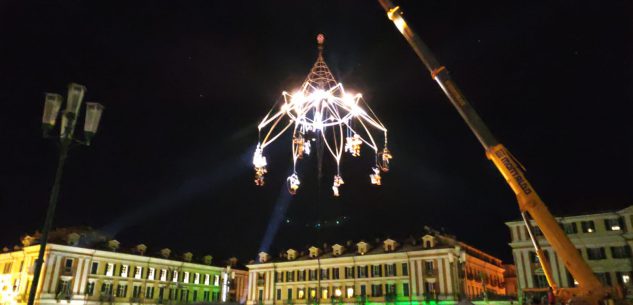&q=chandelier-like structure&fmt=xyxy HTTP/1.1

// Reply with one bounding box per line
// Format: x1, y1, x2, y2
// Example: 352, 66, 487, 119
253, 34, 392, 196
